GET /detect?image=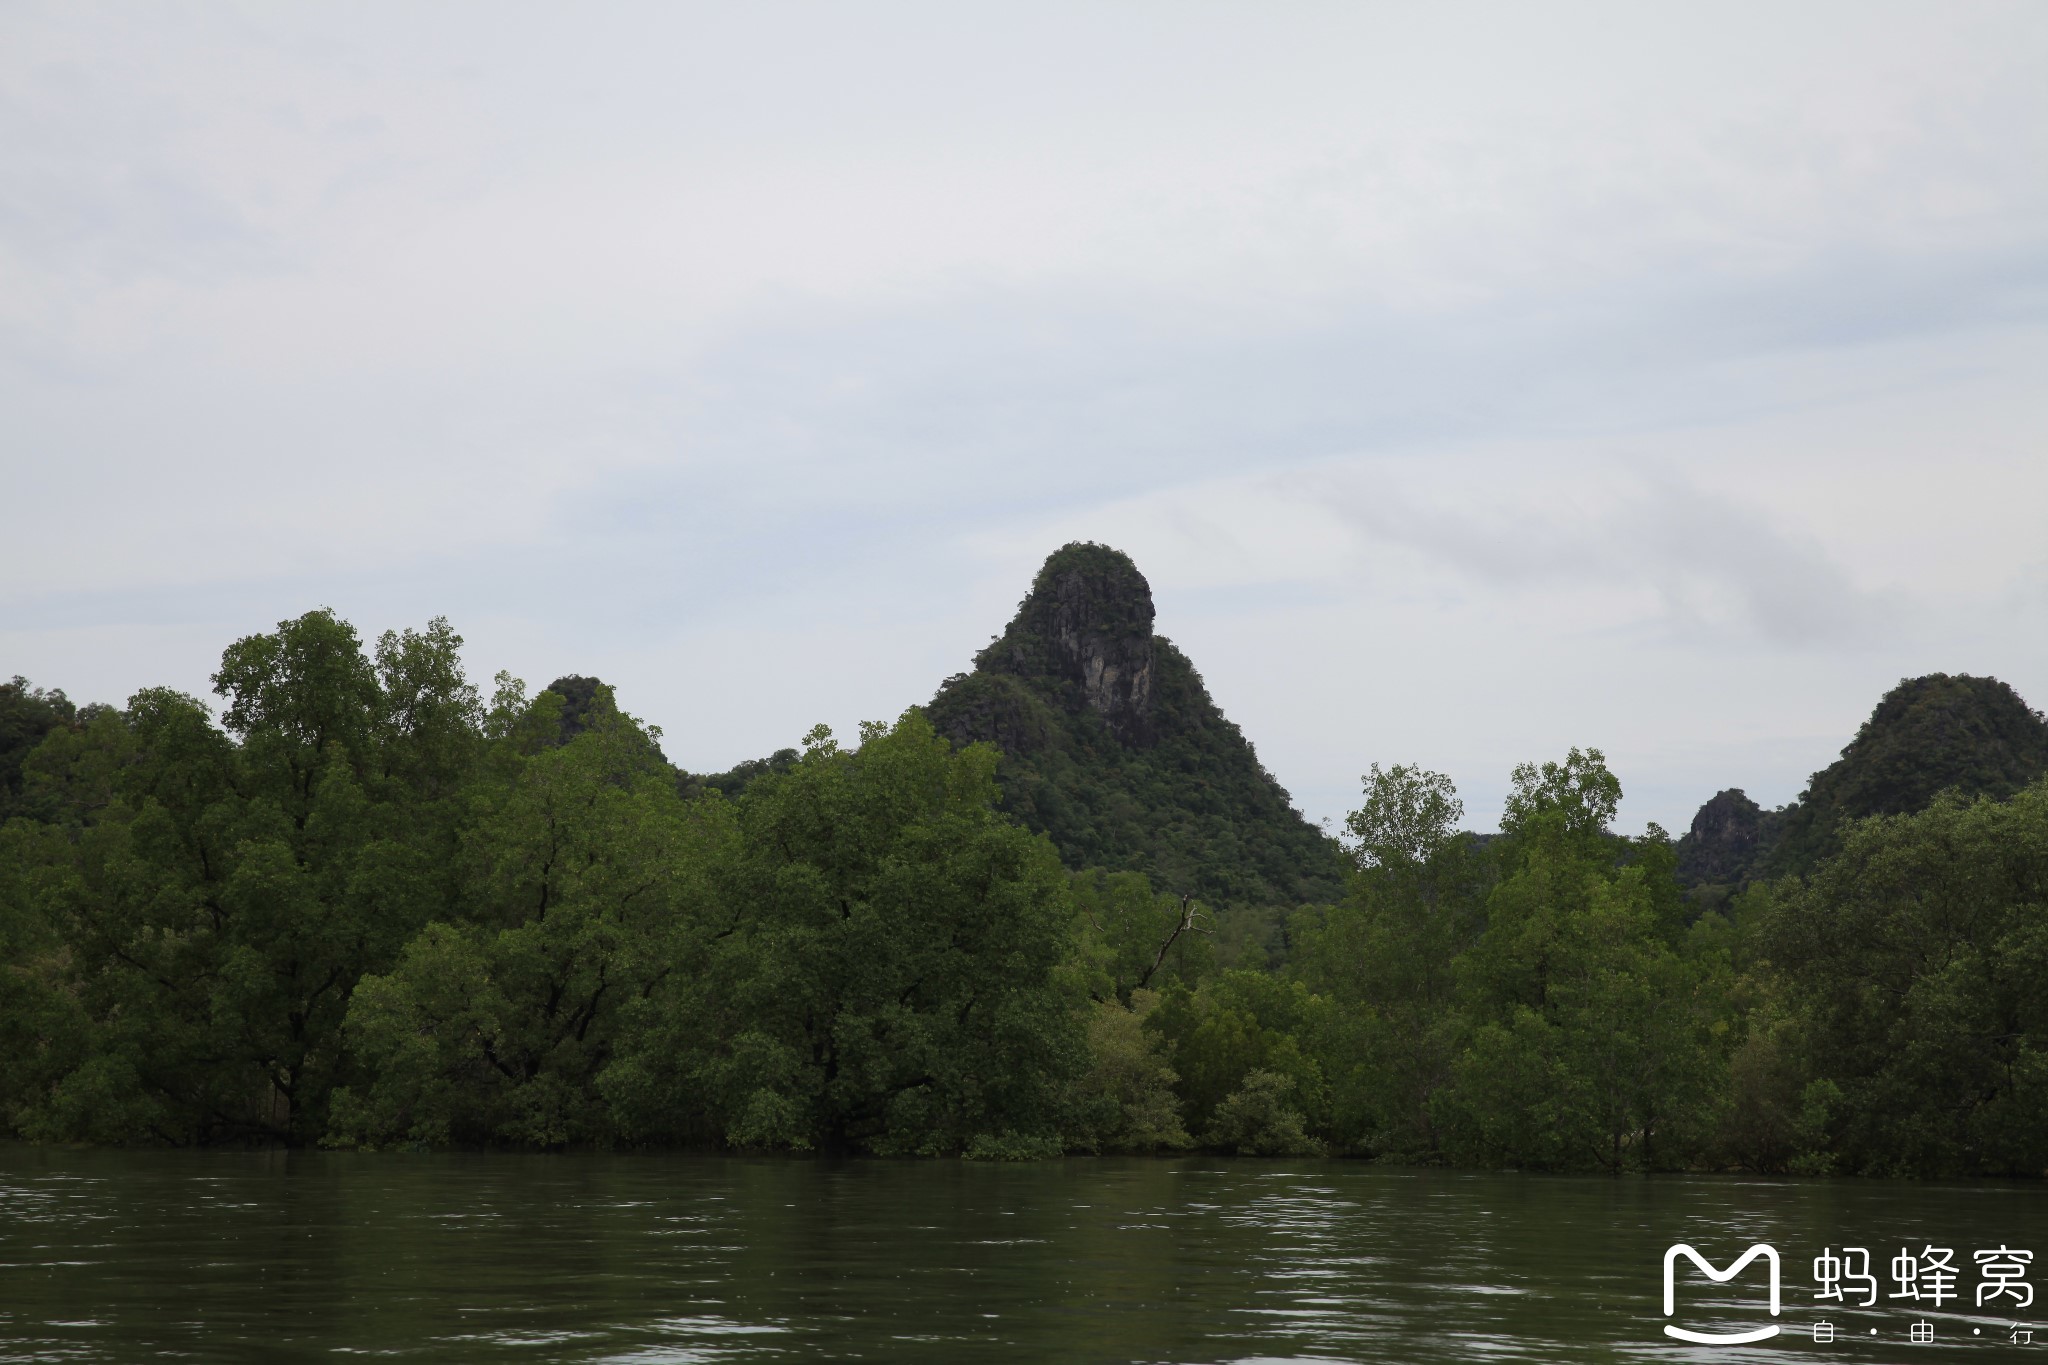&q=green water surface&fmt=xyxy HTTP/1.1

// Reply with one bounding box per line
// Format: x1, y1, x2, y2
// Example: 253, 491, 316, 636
2, 1149, 2044, 1362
